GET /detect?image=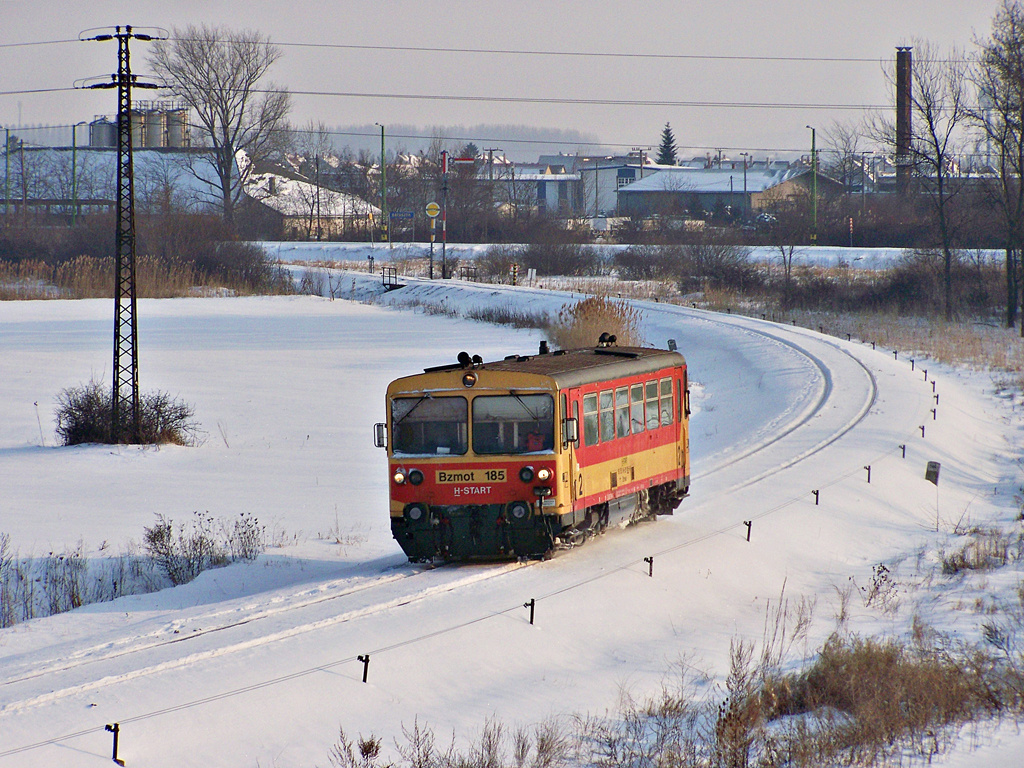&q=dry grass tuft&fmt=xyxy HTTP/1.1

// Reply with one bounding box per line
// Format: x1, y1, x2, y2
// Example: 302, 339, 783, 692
547, 295, 646, 350
941, 526, 1023, 576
